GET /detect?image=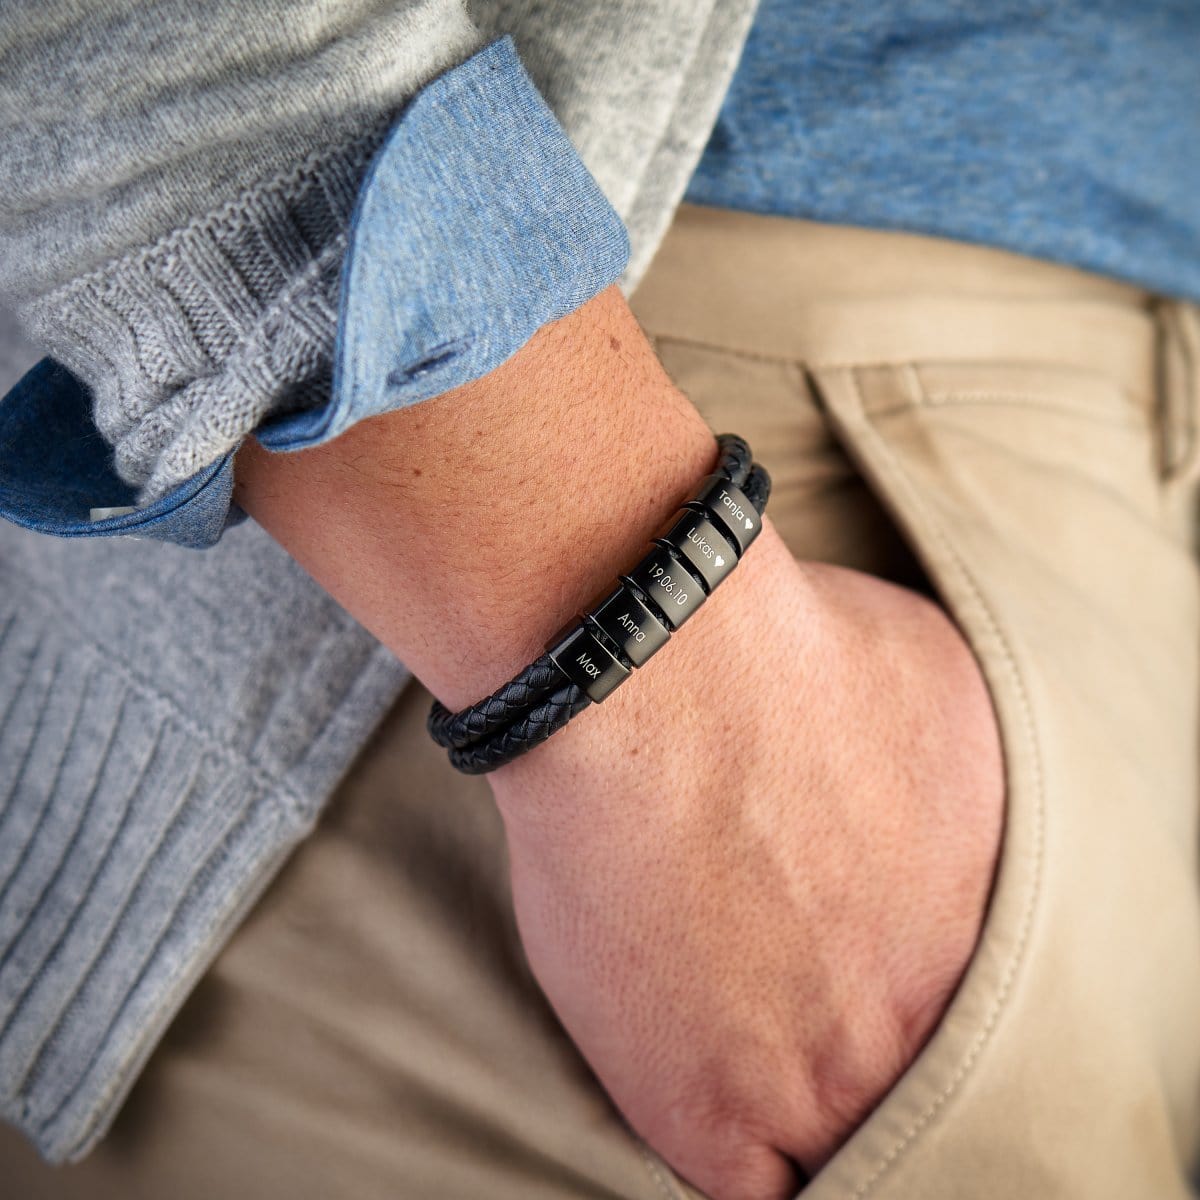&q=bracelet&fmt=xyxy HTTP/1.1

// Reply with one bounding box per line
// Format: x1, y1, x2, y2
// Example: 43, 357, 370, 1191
426, 432, 771, 774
